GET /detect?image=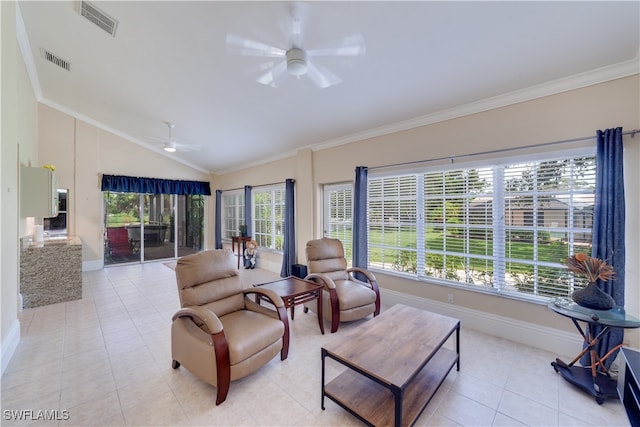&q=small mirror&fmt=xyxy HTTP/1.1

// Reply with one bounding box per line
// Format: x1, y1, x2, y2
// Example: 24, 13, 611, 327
44, 189, 67, 236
